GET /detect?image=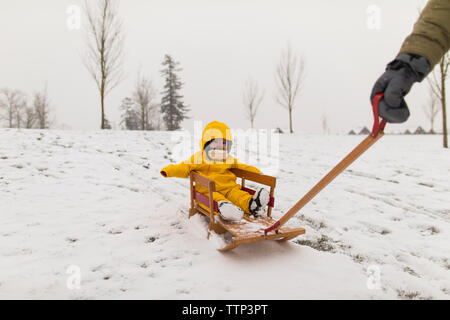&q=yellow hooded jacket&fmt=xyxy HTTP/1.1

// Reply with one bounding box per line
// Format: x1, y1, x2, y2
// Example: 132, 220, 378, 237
160, 121, 260, 214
